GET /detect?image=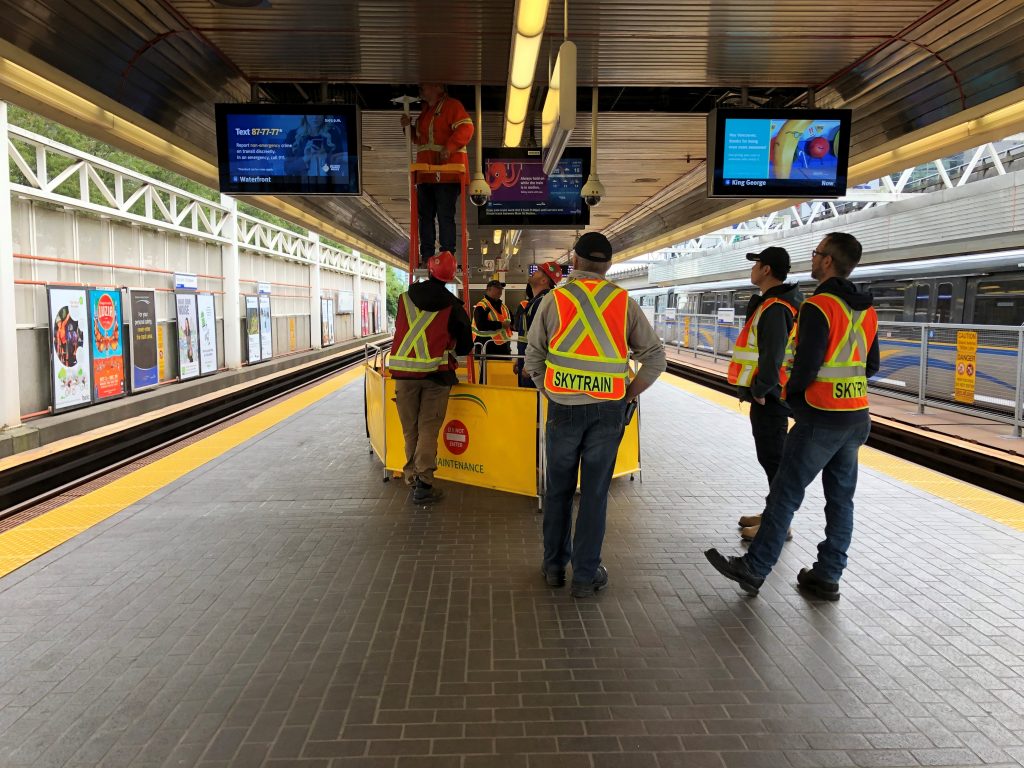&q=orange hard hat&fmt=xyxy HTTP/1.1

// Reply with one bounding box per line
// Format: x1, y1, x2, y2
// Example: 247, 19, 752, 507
538, 261, 563, 285
428, 251, 457, 282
